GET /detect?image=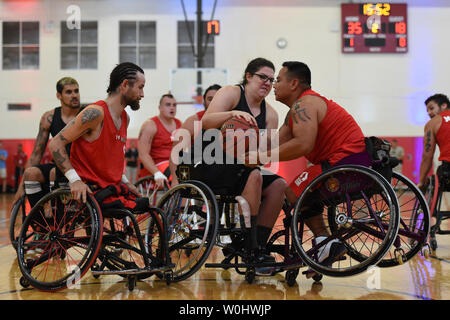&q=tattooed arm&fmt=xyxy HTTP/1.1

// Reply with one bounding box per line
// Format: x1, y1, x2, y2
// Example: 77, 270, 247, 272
275, 95, 325, 161
418, 117, 439, 187
13, 110, 54, 202
28, 110, 54, 167
49, 105, 104, 202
